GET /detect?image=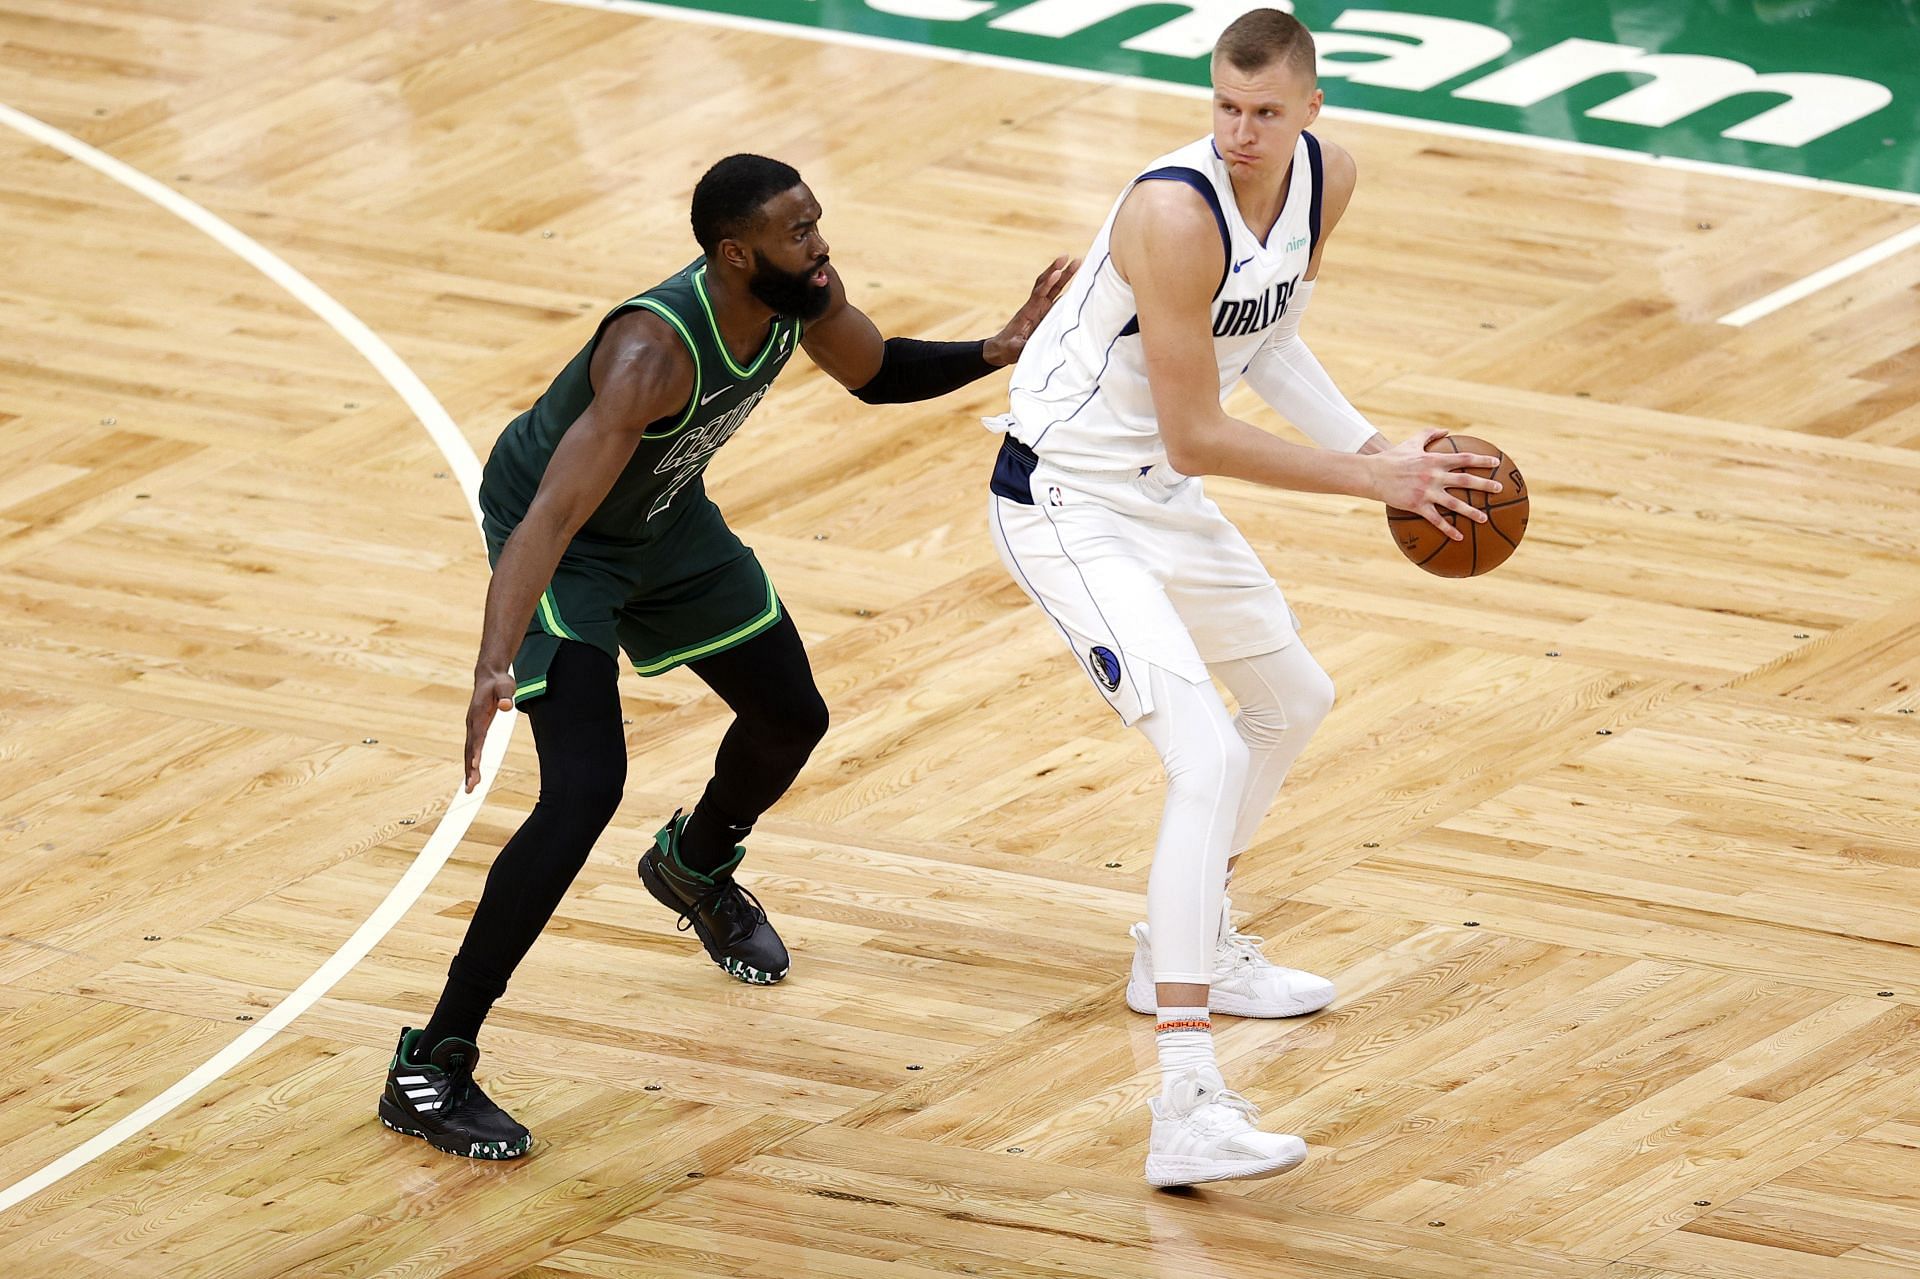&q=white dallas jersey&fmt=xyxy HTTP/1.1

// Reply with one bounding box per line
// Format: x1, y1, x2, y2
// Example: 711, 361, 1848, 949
1005, 132, 1323, 472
